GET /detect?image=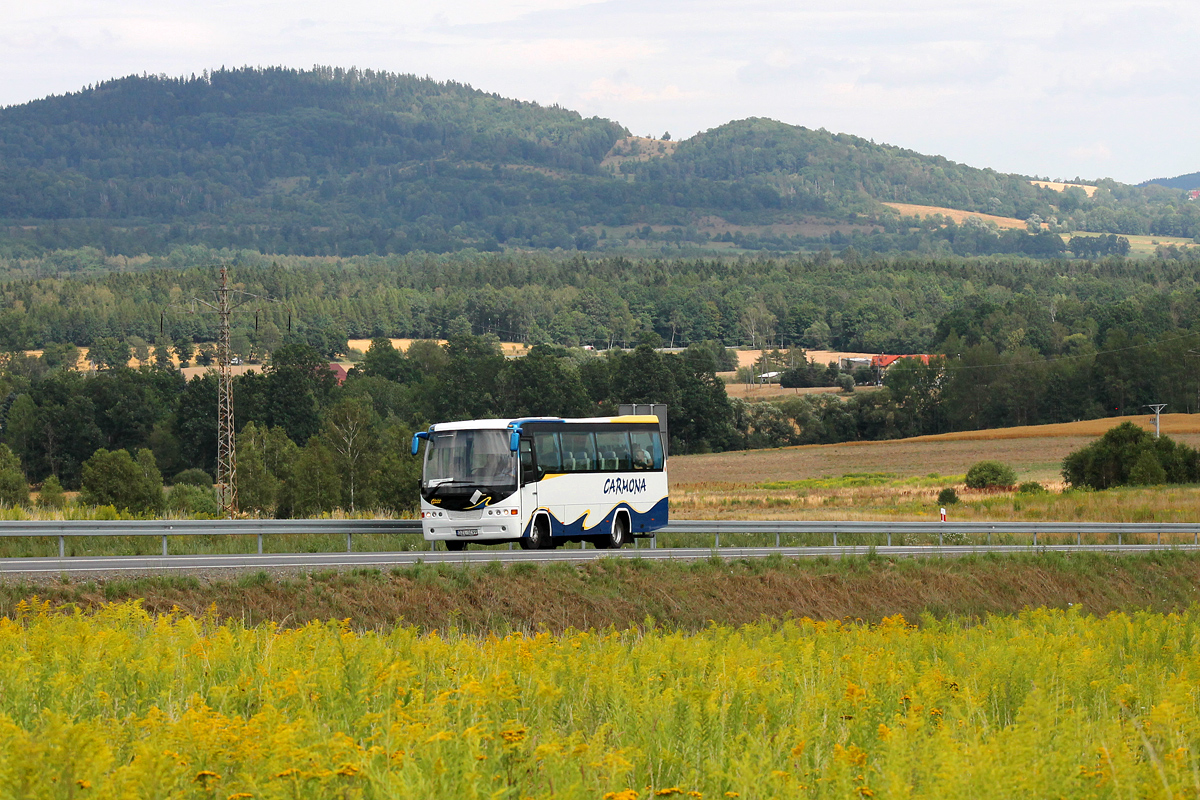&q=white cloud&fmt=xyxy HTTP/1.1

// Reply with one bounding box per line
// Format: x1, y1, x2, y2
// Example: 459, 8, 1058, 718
1068, 142, 1114, 161
1, 0, 1198, 181
581, 77, 701, 104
